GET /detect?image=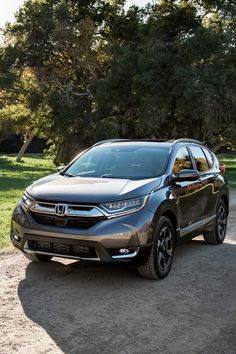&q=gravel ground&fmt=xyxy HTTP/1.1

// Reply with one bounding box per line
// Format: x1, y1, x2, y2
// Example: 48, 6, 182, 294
0, 192, 236, 354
